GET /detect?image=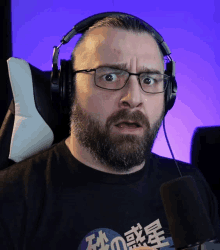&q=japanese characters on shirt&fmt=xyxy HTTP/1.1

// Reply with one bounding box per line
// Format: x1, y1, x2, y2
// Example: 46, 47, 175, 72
78, 219, 172, 250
